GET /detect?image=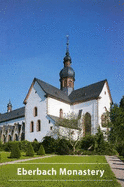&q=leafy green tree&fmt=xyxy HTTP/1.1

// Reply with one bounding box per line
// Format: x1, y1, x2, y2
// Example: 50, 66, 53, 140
120, 96, 124, 109
55, 113, 82, 153
109, 103, 124, 143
